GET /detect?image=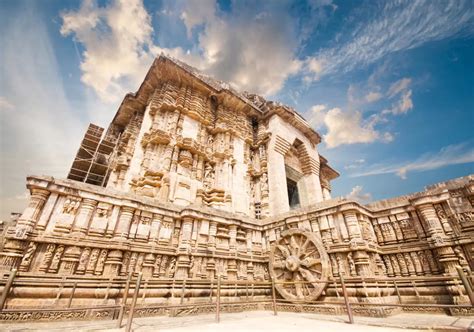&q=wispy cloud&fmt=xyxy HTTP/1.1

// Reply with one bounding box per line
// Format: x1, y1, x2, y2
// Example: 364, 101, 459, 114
344, 159, 366, 170
346, 185, 372, 203
306, 76, 411, 148
305, 0, 474, 79
351, 143, 474, 179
